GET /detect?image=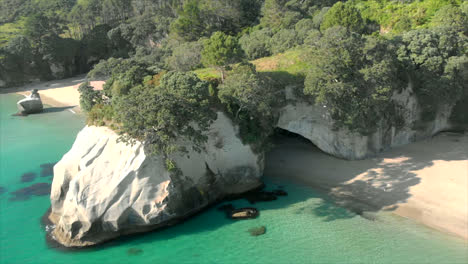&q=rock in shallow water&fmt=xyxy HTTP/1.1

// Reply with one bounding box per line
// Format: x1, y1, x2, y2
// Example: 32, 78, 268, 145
17, 89, 43, 115
9, 183, 51, 201
40, 163, 56, 177
127, 248, 143, 256
243, 191, 277, 204
48, 112, 264, 247
21, 172, 37, 183
248, 226, 266, 236
230, 208, 259, 220
0, 186, 6, 195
